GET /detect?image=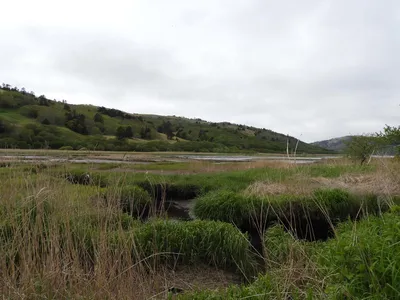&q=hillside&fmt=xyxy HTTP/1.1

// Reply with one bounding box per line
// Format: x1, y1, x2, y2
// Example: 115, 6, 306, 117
0, 84, 330, 153
312, 136, 353, 152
